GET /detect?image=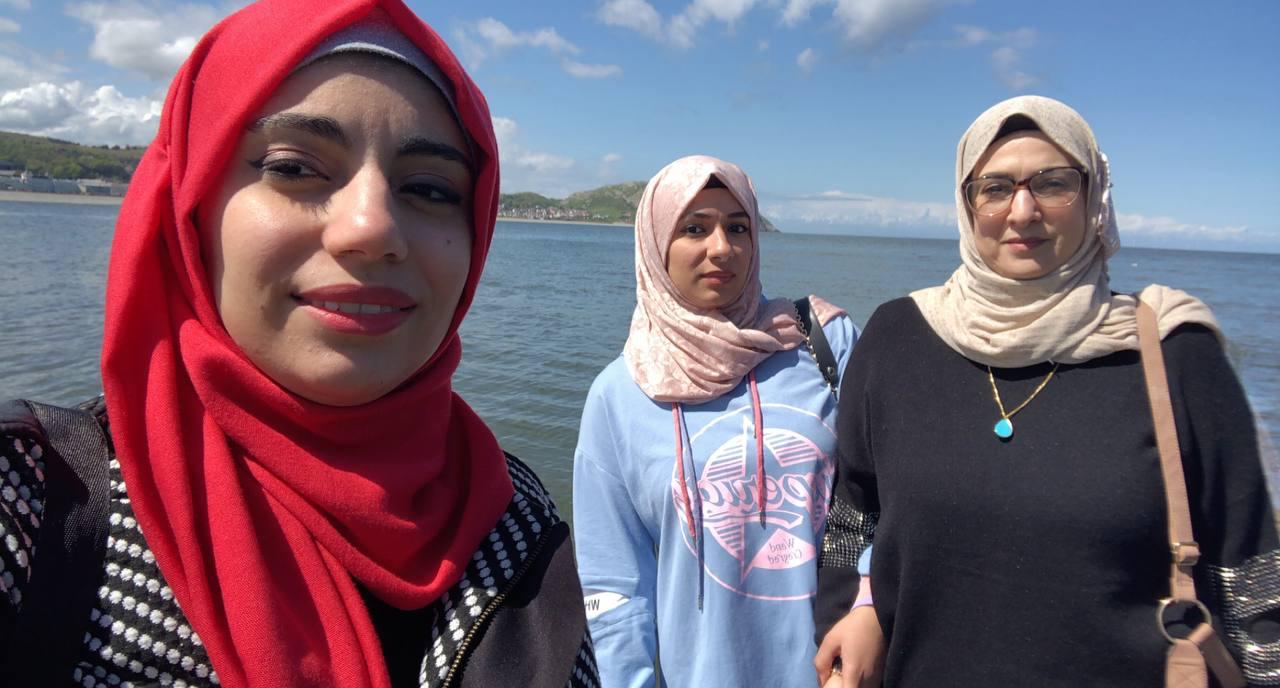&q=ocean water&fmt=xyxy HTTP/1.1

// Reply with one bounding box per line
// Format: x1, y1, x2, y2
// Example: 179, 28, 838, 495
2, 202, 1277, 516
